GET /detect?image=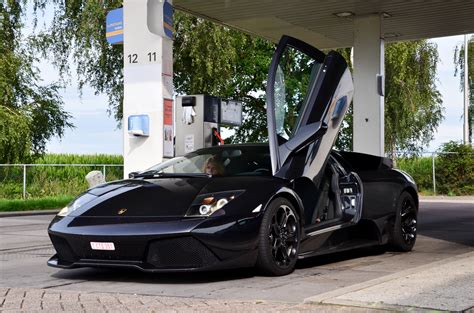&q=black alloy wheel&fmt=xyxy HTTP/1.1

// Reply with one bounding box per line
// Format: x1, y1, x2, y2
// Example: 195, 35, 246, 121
400, 197, 417, 245
390, 191, 417, 251
256, 198, 300, 276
